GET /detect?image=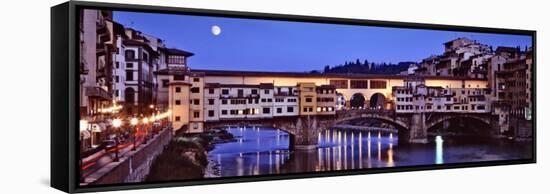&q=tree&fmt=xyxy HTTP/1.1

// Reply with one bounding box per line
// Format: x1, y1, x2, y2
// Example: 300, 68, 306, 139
323, 65, 330, 73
